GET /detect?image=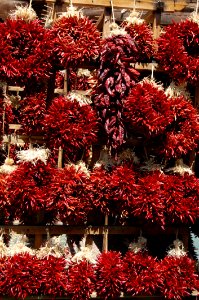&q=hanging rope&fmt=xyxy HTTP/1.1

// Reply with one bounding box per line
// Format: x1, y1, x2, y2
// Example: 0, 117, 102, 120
176, 228, 179, 240
133, 0, 136, 12
46, 228, 50, 241
29, 0, 33, 8
151, 62, 154, 80
69, 0, 73, 7
110, 0, 115, 23
196, 0, 199, 14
